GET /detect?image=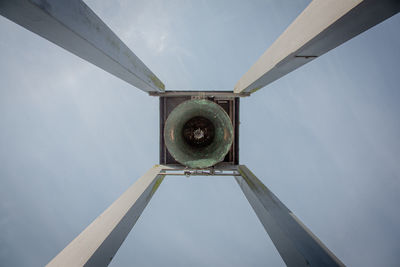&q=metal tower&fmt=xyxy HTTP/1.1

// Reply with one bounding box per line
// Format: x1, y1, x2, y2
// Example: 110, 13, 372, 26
1, 0, 399, 266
